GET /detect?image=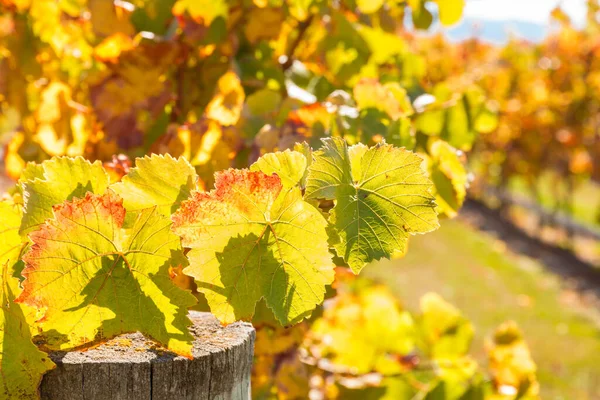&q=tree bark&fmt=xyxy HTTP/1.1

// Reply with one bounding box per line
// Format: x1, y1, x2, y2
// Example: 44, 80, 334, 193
40, 311, 255, 400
